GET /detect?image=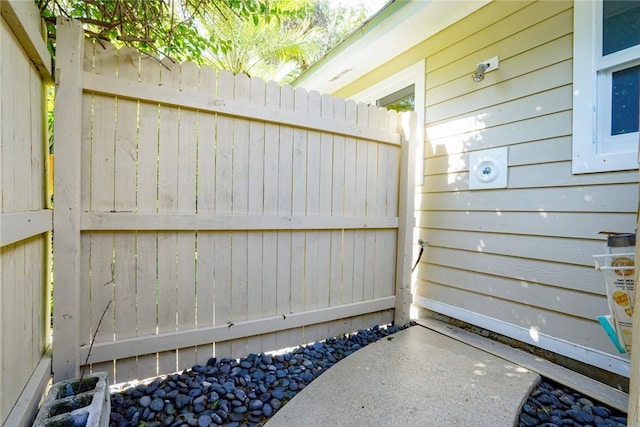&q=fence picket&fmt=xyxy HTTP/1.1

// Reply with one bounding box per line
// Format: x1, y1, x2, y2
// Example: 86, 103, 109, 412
175, 61, 199, 368
112, 47, 140, 382
134, 52, 163, 380
246, 77, 266, 354
214, 70, 235, 359
156, 58, 182, 374
303, 91, 322, 343
260, 81, 280, 352
328, 97, 347, 338
352, 103, 369, 331
195, 65, 217, 366
275, 84, 295, 350
229, 73, 251, 358
79, 41, 94, 373
87, 41, 118, 378
291, 87, 308, 343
